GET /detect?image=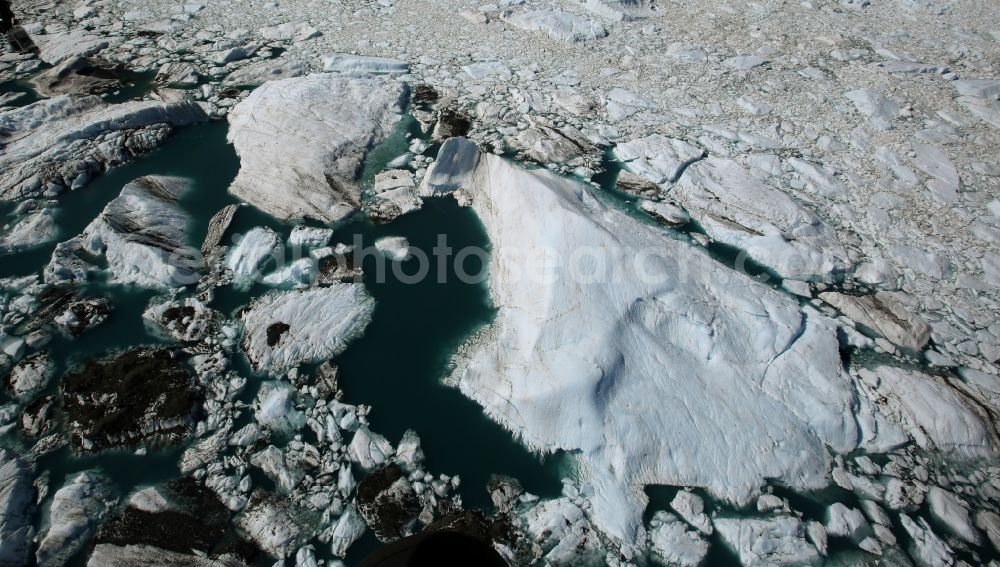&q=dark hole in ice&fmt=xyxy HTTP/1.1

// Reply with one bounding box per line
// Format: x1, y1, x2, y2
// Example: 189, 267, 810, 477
266, 322, 290, 346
